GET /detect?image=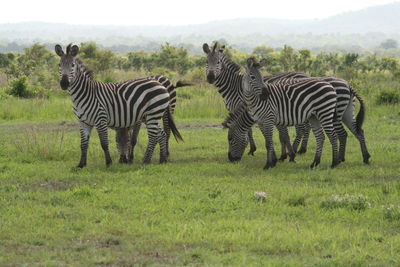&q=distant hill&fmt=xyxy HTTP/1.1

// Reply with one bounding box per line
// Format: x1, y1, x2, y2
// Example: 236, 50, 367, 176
1, 2, 400, 53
